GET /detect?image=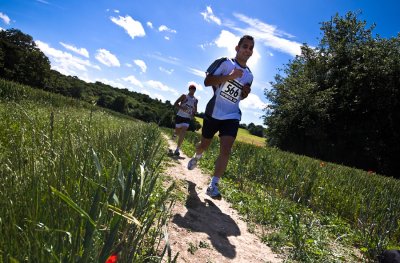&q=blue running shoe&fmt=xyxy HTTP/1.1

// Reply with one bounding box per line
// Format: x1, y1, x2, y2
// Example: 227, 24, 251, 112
206, 184, 222, 200
187, 157, 198, 170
